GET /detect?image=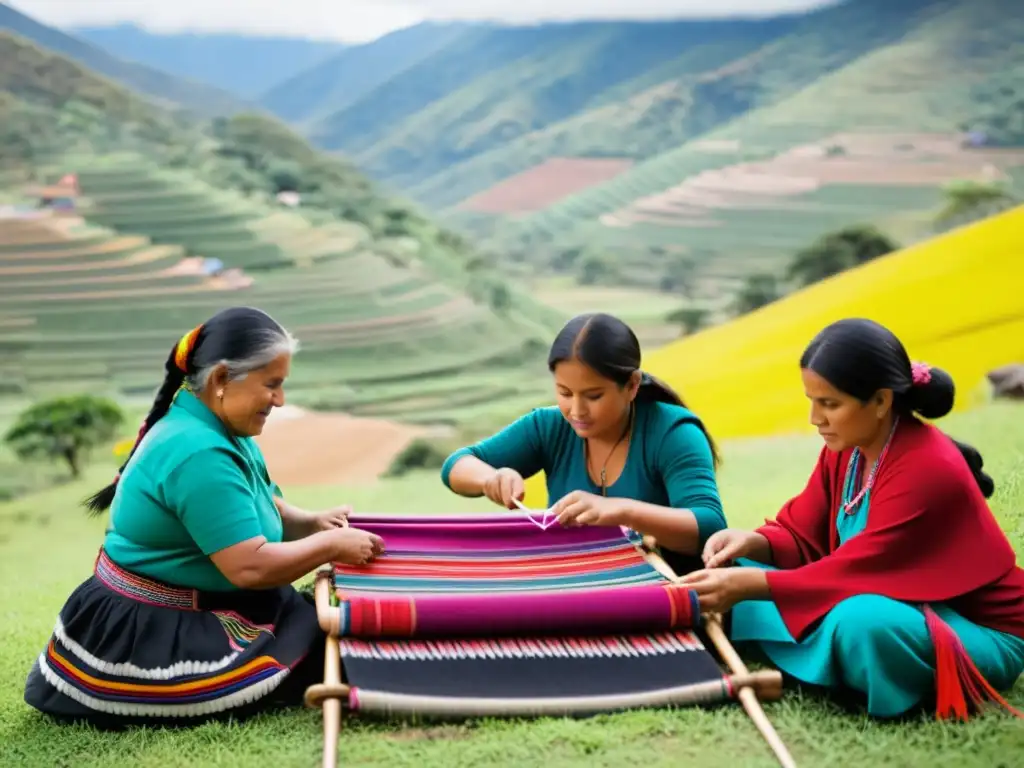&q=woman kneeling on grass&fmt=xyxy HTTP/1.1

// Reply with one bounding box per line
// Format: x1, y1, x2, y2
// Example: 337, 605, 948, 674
680, 318, 1024, 721
24, 306, 384, 729
441, 312, 726, 573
